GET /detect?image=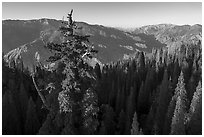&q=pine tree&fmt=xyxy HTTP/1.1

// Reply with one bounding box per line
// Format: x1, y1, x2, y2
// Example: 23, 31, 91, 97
189, 81, 202, 115
162, 96, 176, 135
94, 63, 101, 79
125, 87, 135, 134
117, 110, 126, 135
2, 90, 21, 134
131, 112, 140, 135
137, 82, 144, 113
34, 10, 99, 134
151, 122, 159, 135
187, 81, 202, 135
98, 122, 107, 135
137, 51, 146, 82
81, 88, 99, 134
139, 128, 144, 135
155, 70, 172, 134
101, 104, 116, 135
172, 58, 181, 89
115, 89, 122, 113
38, 113, 58, 135
170, 71, 187, 135
2, 54, 9, 95
174, 71, 187, 100
144, 95, 158, 134
24, 97, 40, 134
137, 67, 156, 114
138, 51, 145, 70
186, 75, 197, 107
19, 82, 29, 125
170, 96, 186, 135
